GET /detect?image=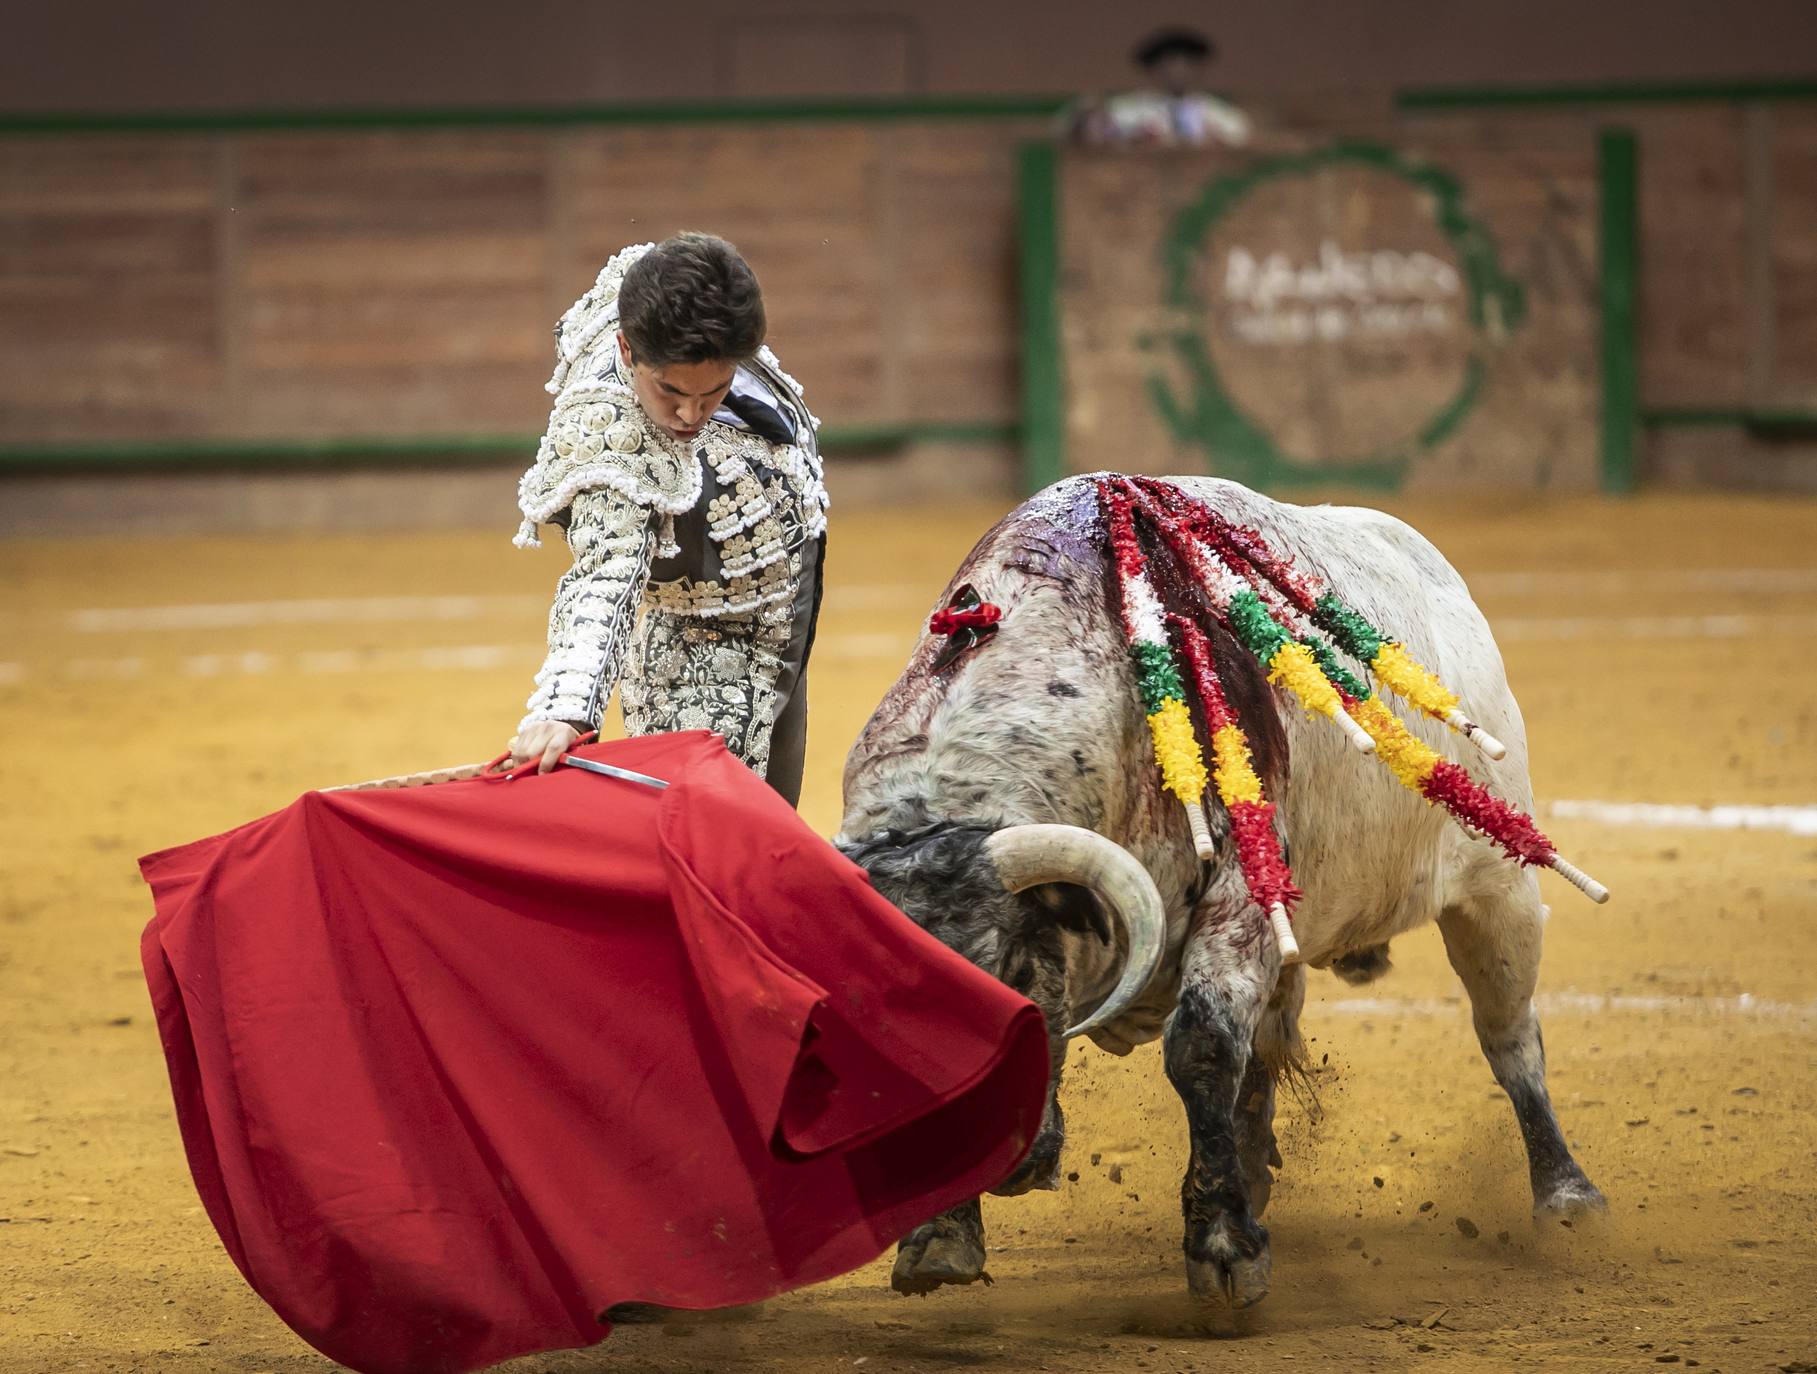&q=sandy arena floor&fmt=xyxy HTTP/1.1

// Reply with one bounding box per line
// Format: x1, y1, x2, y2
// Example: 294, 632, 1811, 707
2, 491, 1815, 1374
